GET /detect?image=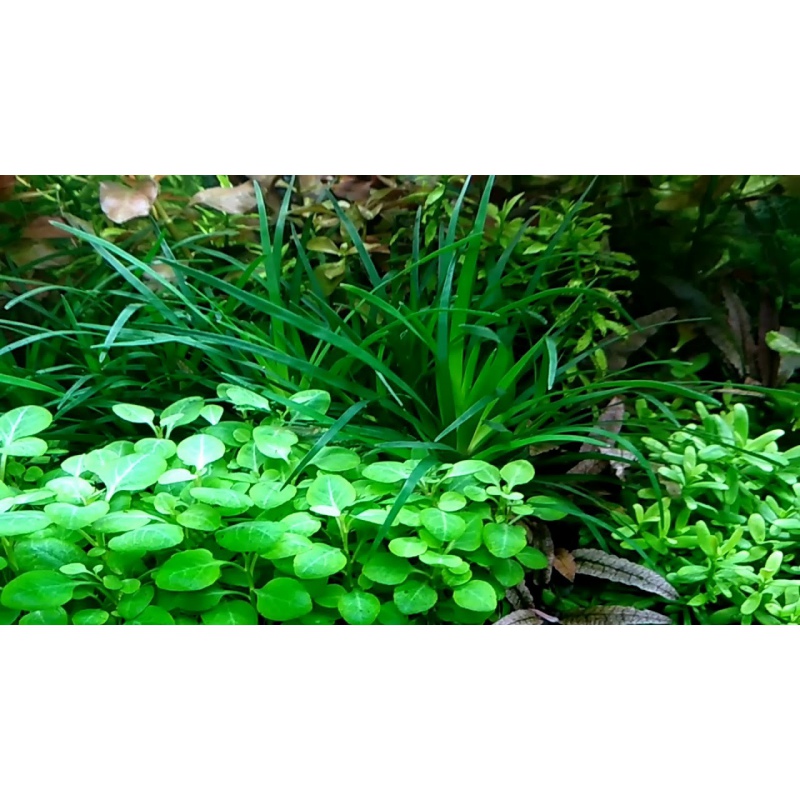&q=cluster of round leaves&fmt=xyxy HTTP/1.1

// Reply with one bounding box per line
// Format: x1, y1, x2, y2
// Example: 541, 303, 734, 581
0, 393, 569, 625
